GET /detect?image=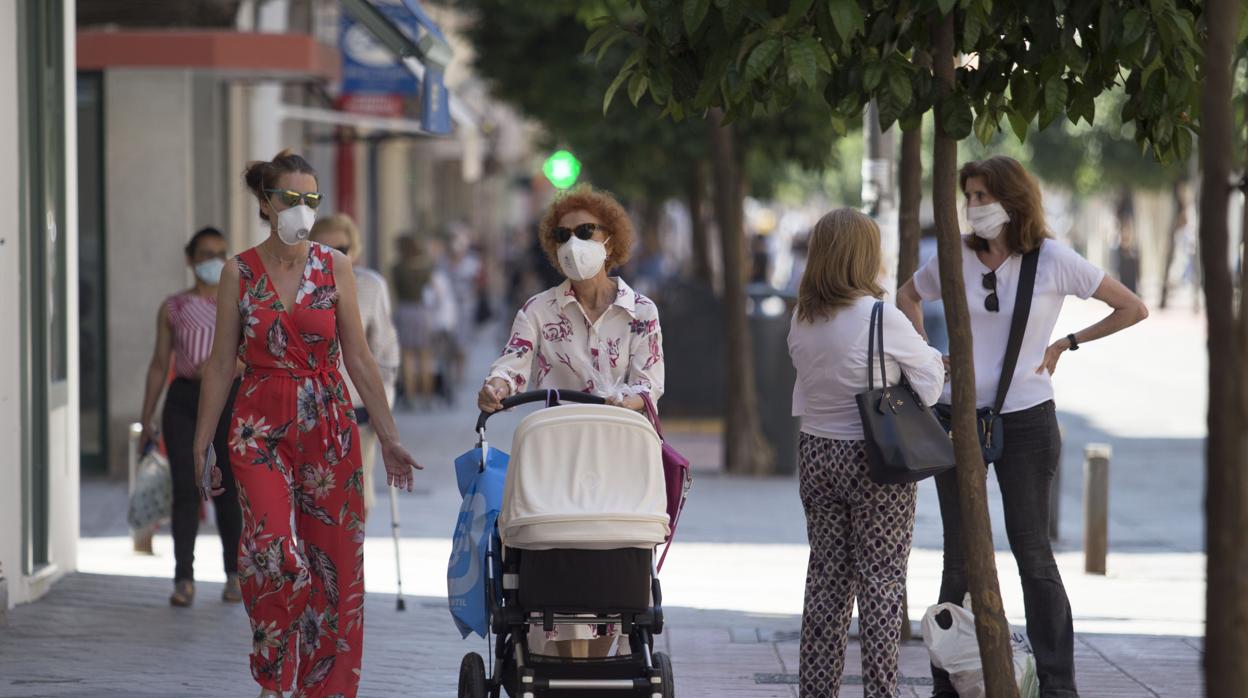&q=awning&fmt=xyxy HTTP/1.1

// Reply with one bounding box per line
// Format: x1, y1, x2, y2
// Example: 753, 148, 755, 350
340, 0, 479, 135
76, 30, 340, 81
